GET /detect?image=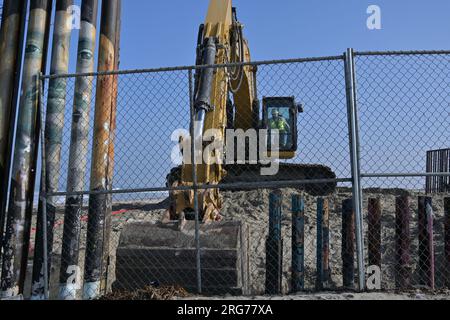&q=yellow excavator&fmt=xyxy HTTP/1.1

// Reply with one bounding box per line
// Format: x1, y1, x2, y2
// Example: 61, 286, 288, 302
116, 0, 335, 295
166, 0, 335, 223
